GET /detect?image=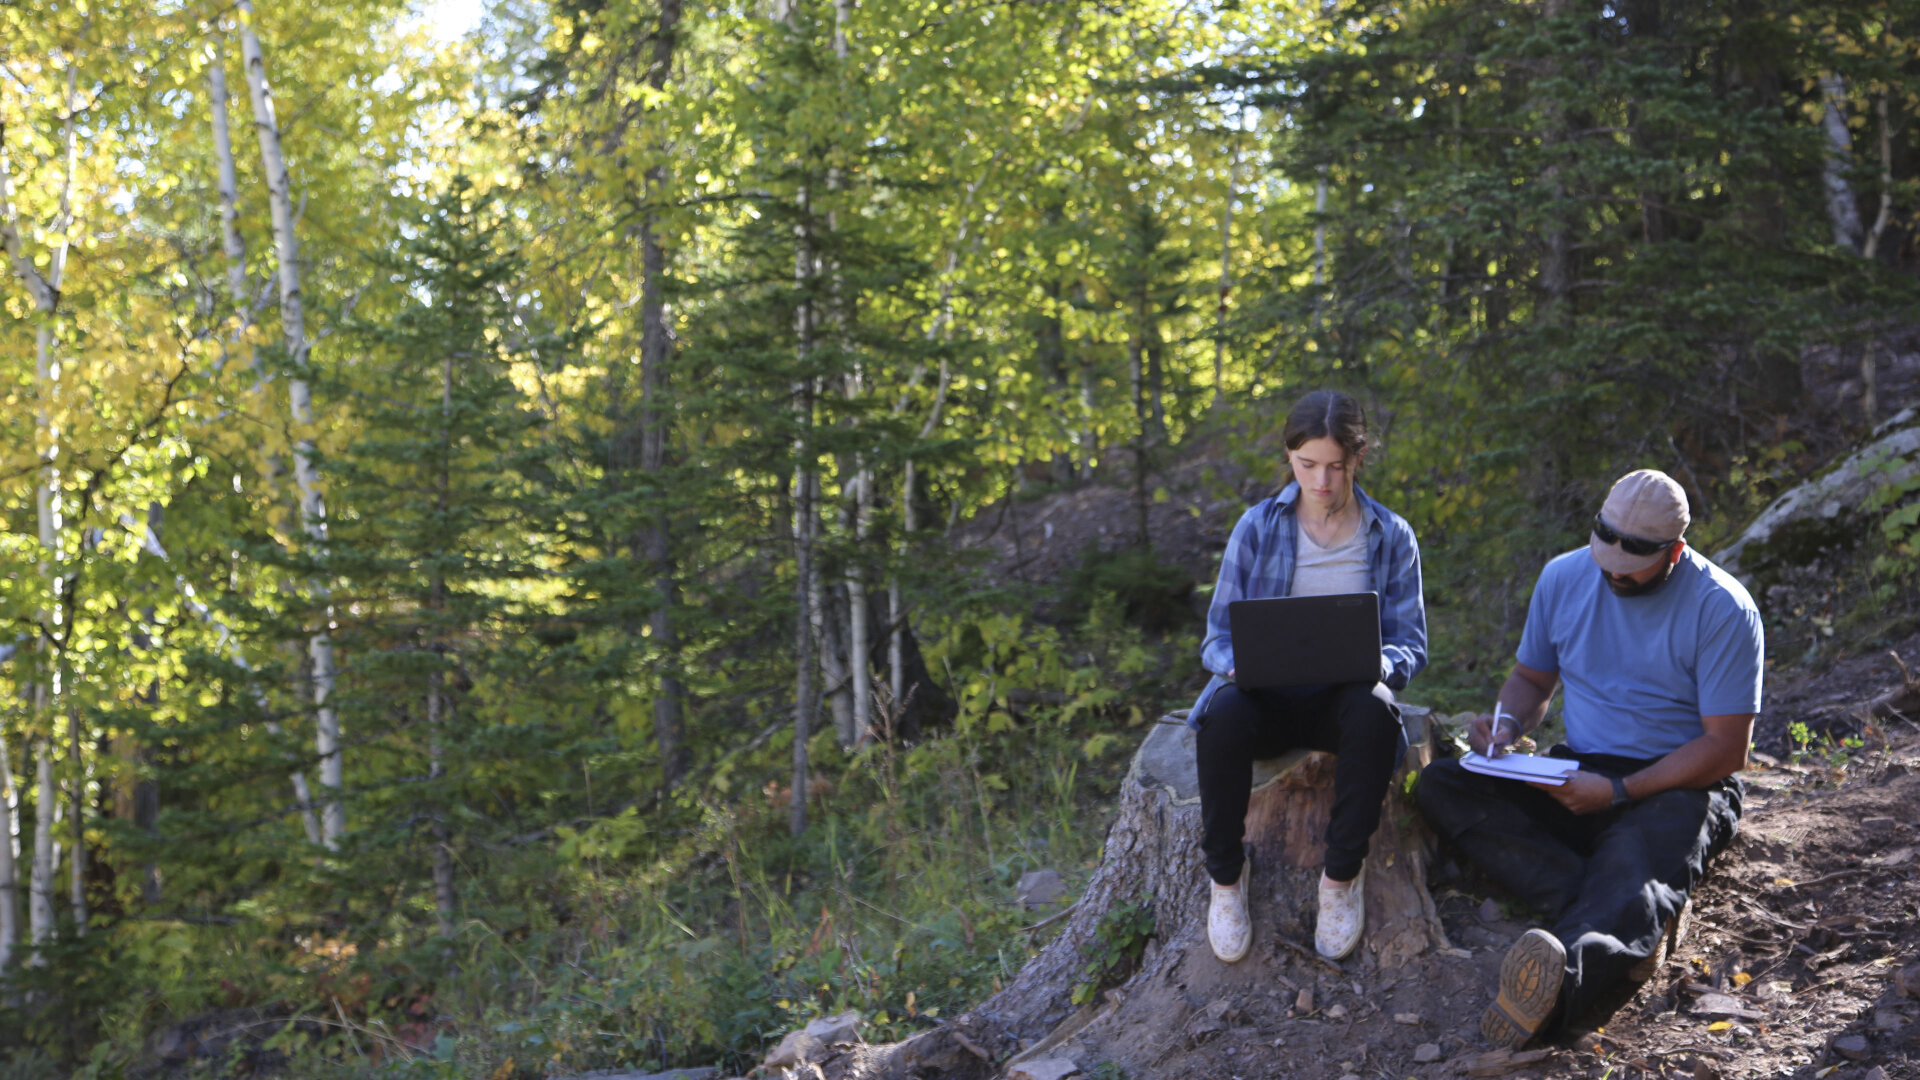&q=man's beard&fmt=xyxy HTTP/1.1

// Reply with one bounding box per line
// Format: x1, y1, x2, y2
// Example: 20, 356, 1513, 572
1603, 558, 1677, 597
